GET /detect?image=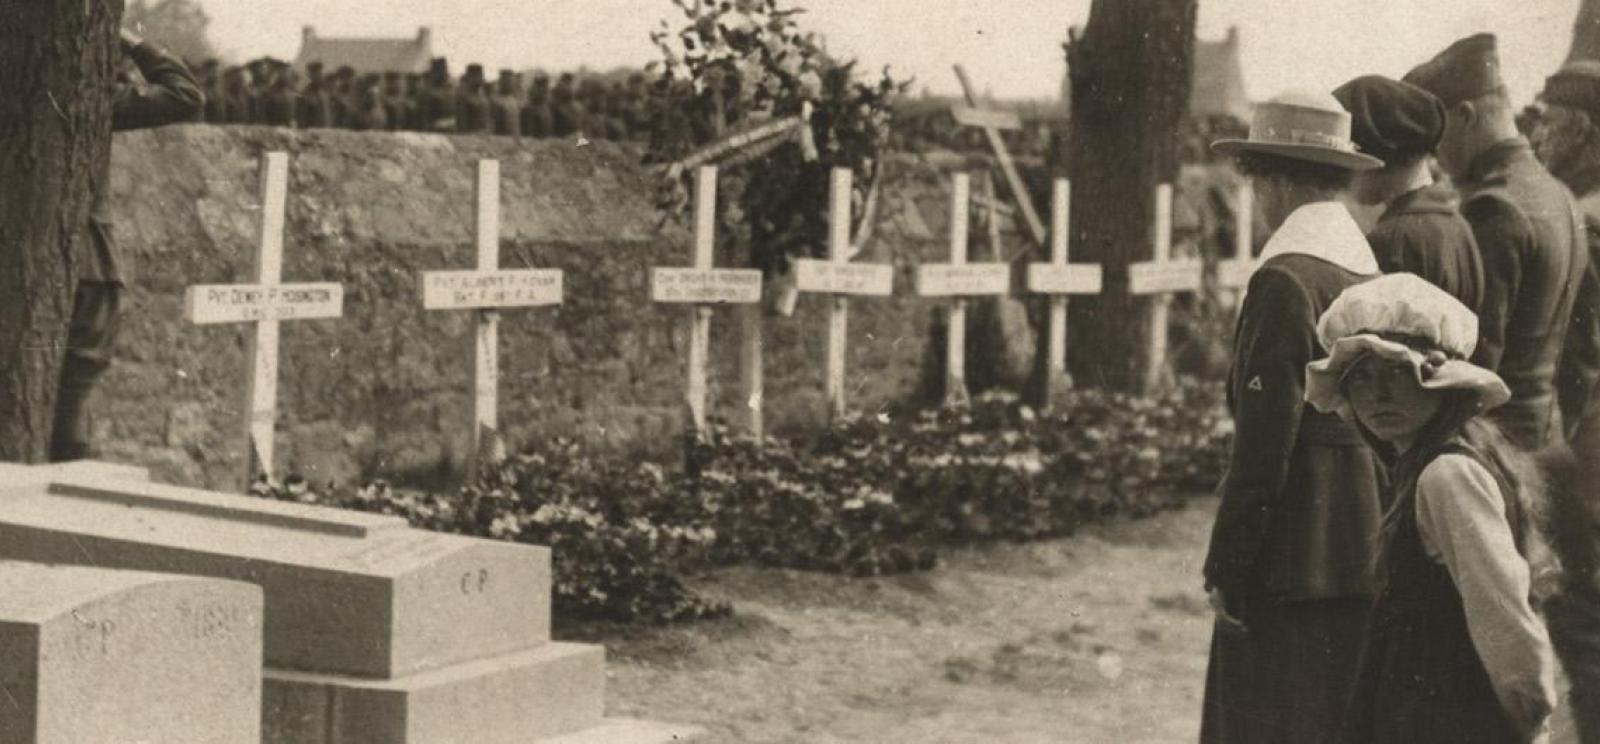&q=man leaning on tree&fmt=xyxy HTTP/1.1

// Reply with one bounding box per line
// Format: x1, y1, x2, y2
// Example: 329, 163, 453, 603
53, 28, 203, 462
1200, 90, 1386, 744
